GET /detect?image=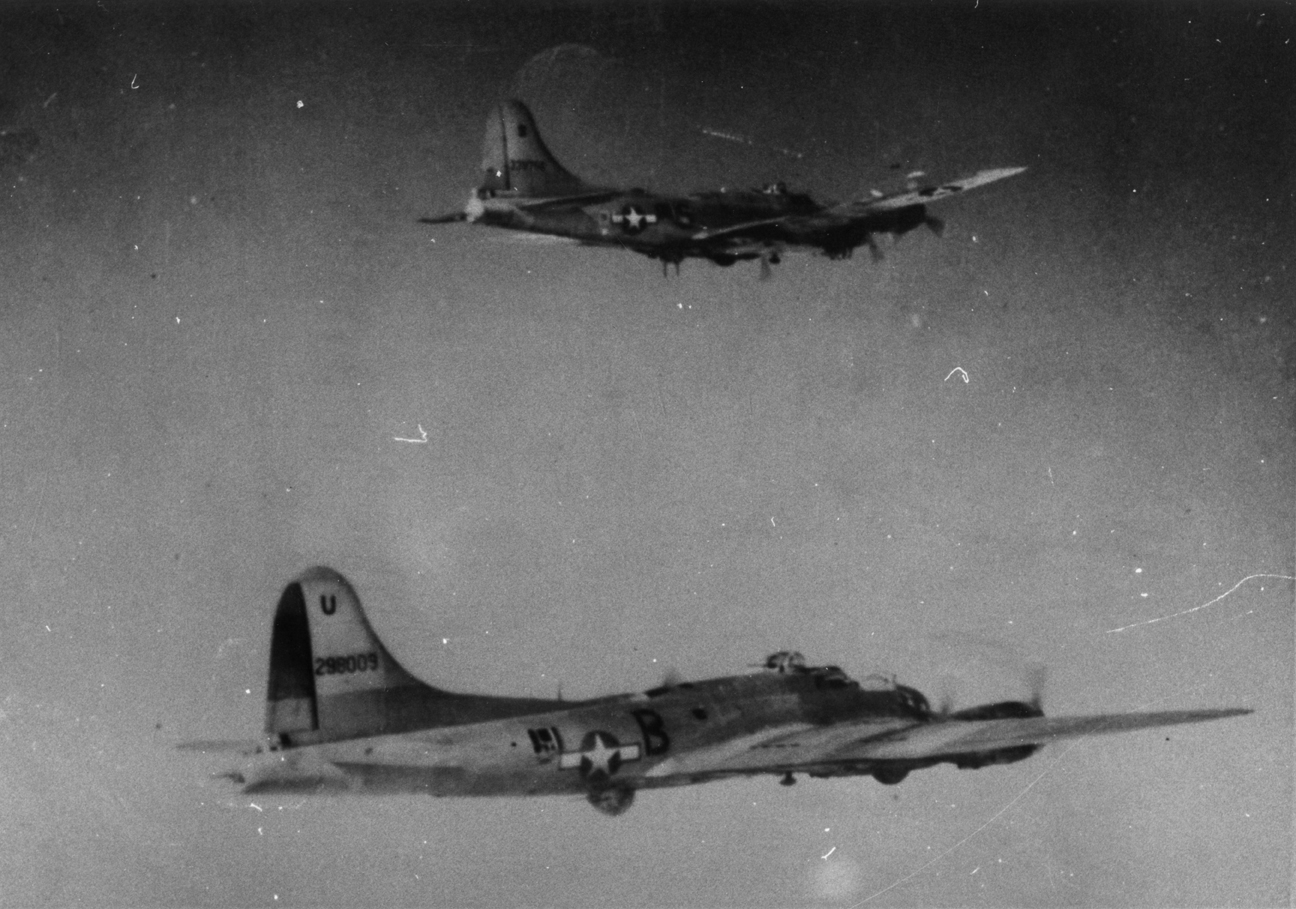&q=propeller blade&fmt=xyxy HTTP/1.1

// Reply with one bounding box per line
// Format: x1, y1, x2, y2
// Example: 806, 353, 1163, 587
1024, 661, 1048, 713
935, 674, 959, 717
759, 256, 772, 280
924, 214, 945, 237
